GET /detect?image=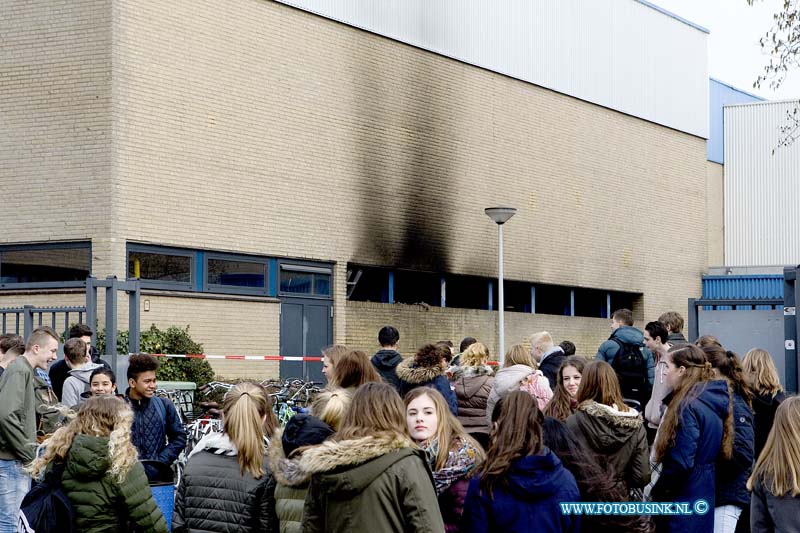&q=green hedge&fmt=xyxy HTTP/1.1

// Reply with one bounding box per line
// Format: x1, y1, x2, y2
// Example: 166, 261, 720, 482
96, 324, 214, 387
